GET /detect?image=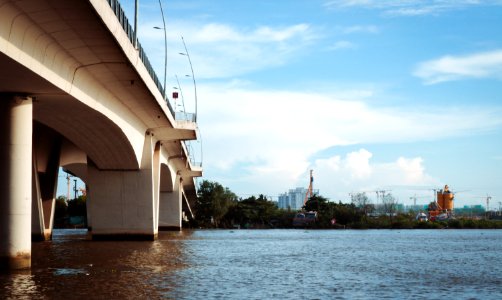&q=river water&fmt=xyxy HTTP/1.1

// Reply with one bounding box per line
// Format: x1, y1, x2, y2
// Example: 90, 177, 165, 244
1, 229, 502, 299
